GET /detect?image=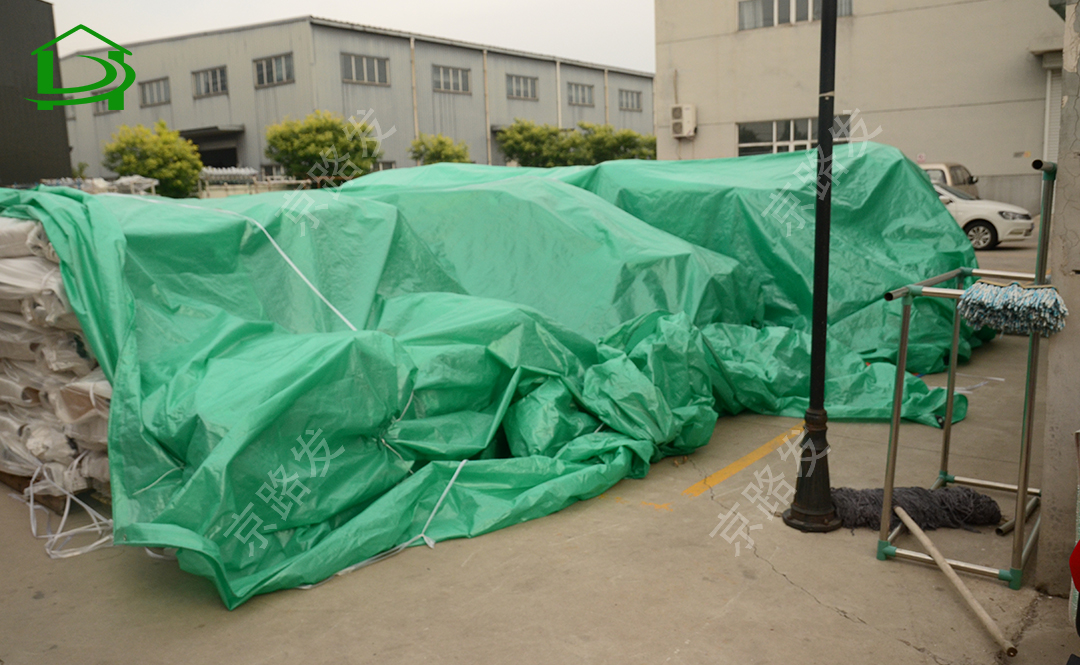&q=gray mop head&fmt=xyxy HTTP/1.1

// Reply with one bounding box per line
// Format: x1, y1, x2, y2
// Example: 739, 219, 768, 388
957, 280, 1067, 337
831, 486, 1001, 531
